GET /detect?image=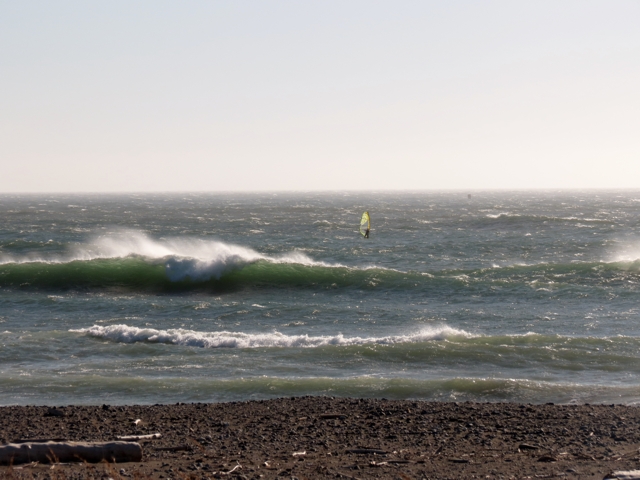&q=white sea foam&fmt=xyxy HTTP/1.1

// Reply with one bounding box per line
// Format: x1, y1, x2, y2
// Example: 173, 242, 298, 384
72, 324, 473, 349
486, 212, 513, 219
